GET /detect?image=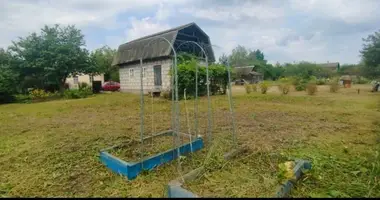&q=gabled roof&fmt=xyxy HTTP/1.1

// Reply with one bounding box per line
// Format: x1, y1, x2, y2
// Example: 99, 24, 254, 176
112, 22, 214, 66
319, 62, 340, 68
234, 66, 254, 75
